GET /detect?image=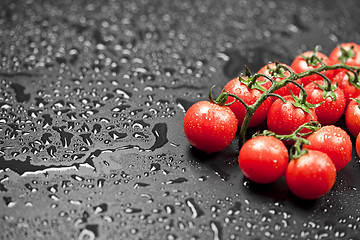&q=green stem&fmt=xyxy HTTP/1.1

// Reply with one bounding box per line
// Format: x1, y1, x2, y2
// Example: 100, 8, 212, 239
254, 121, 321, 159
237, 63, 360, 147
